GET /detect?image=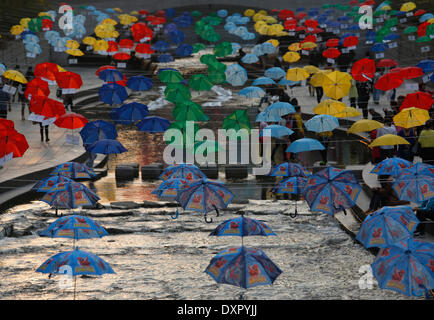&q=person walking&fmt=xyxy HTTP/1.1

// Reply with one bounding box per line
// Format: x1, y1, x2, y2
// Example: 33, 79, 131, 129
17, 83, 28, 120
376, 116, 397, 161
418, 120, 434, 165
39, 122, 50, 142
372, 71, 382, 105
349, 79, 358, 108
357, 80, 370, 119
0, 85, 11, 119
63, 93, 74, 112
397, 127, 417, 162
